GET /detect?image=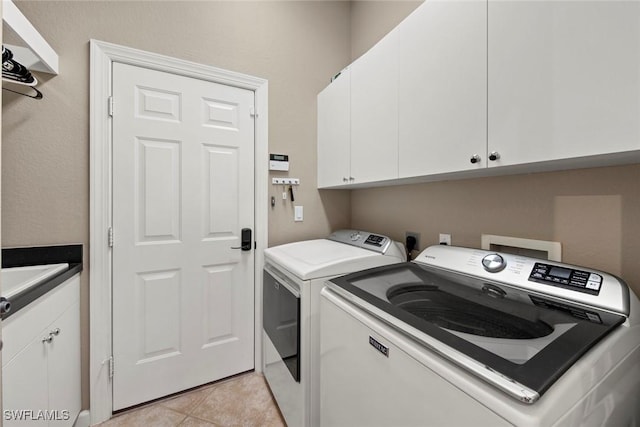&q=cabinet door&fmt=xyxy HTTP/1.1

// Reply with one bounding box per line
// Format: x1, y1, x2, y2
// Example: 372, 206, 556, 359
48, 301, 81, 426
3, 332, 49, 427
350, 29, 399, 184
399, 0, 487, 177
318, 68, 351, 188
488, 1, 640, 167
